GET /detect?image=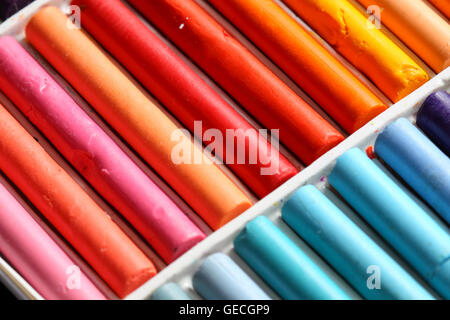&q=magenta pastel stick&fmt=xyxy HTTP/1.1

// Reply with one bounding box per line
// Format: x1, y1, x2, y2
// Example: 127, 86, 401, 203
0, 36, 205, 263
0, 182, 106, 300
